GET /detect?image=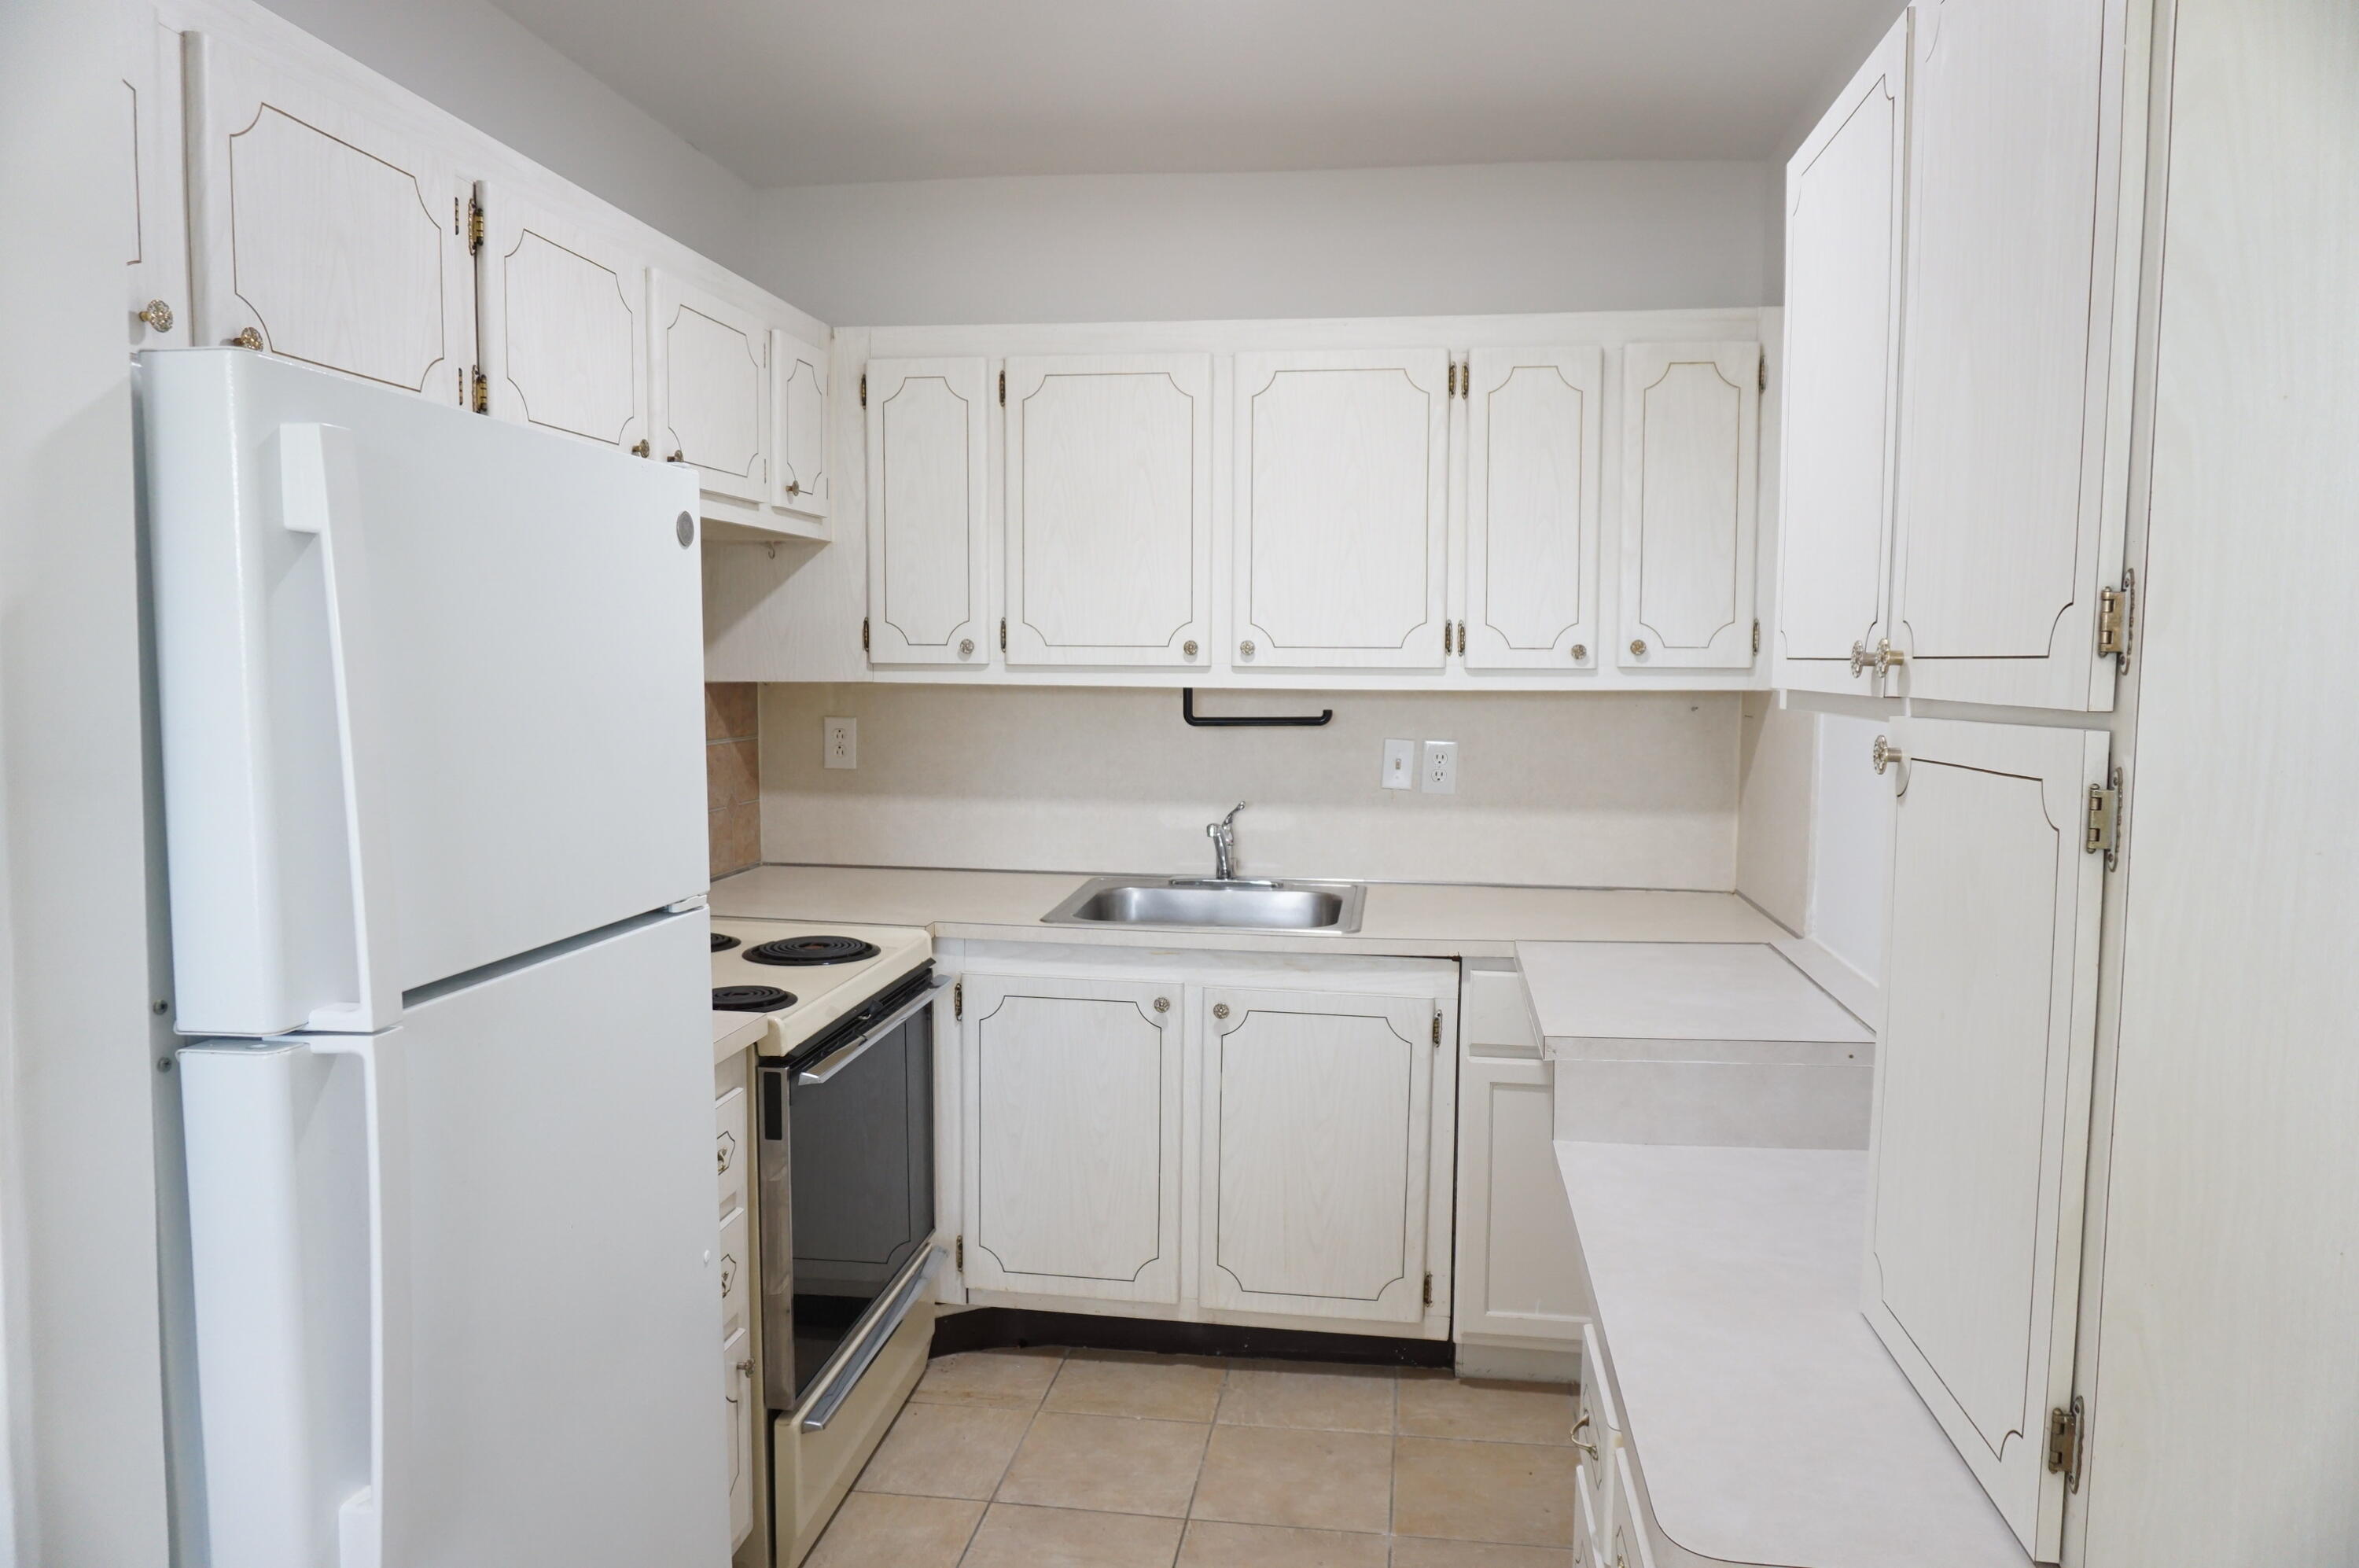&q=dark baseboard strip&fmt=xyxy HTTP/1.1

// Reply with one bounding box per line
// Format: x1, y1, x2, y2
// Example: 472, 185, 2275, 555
929, 1306, 1456, 1368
